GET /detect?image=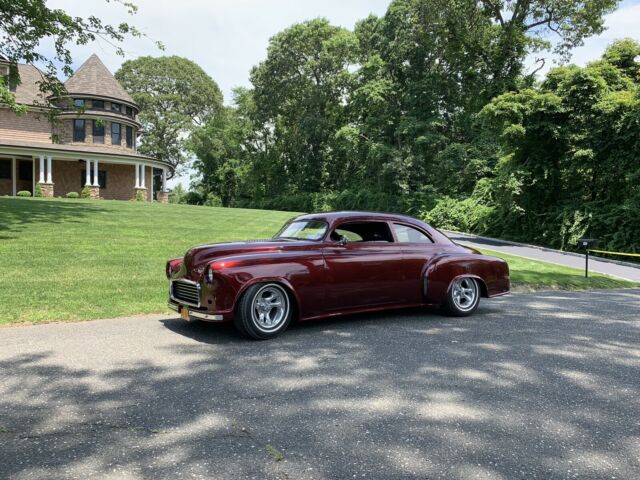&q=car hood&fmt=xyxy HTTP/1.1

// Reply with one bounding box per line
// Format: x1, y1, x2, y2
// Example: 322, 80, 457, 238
182, 239, 314, 278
